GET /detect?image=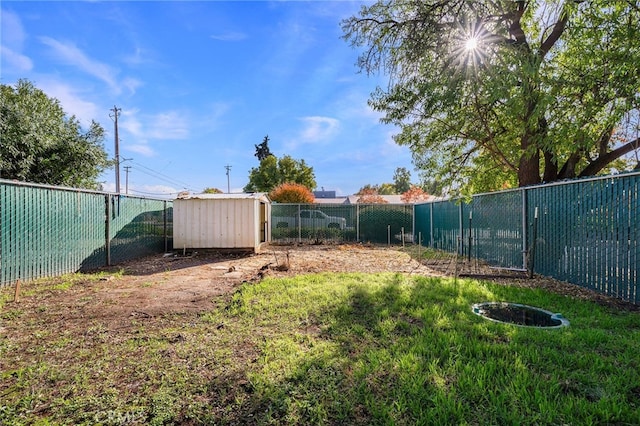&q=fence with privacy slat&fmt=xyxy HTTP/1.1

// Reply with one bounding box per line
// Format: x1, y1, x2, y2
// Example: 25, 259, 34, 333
3, 172, 638, 304
271, 203, 413, 245
0, 179, 172, 287
415, 171, 640, 304
527, 174, 639, 303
